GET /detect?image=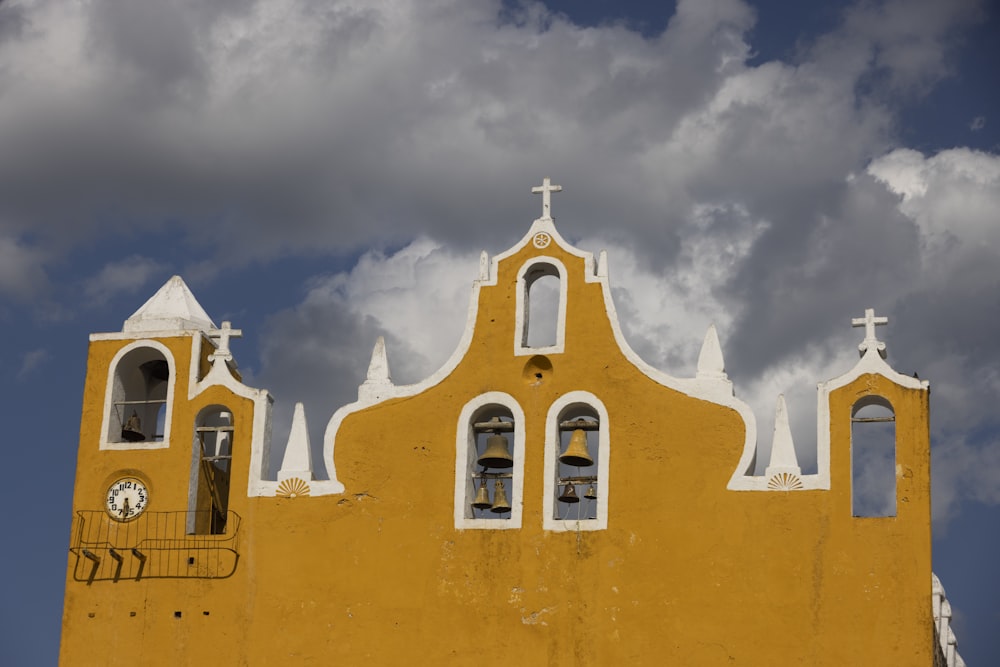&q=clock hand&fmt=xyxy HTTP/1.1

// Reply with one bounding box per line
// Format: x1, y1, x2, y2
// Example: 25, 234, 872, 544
122, 497, 130, 519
